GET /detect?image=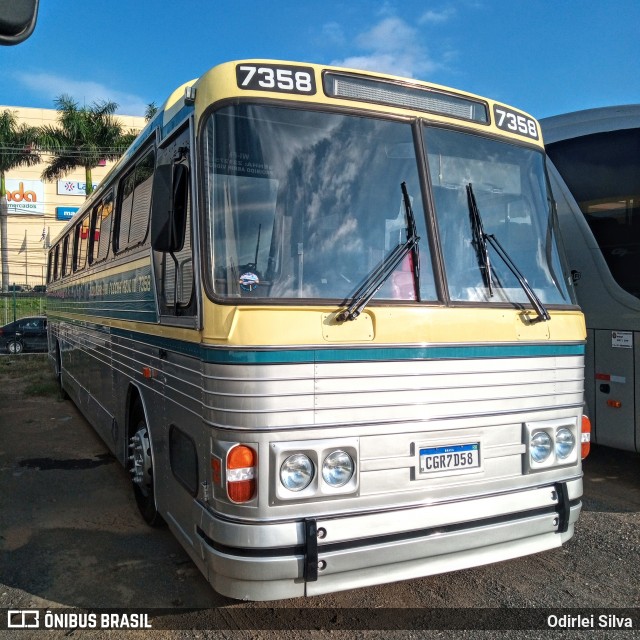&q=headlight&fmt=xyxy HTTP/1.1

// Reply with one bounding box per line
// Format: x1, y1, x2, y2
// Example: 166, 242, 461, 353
322, 450, 354, 487
555, 427, 576, 459
280, 454, 314, 491
530, 431, 552, 463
